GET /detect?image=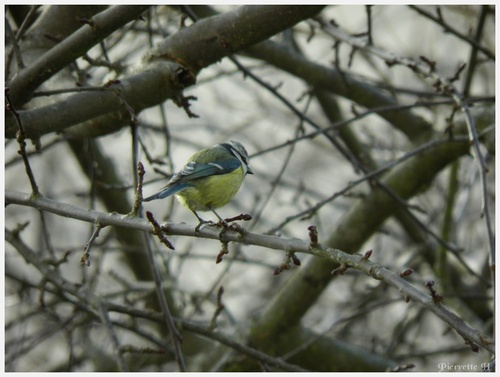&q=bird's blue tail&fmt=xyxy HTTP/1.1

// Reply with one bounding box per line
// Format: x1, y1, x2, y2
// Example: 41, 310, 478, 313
143, 183, 188, 202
